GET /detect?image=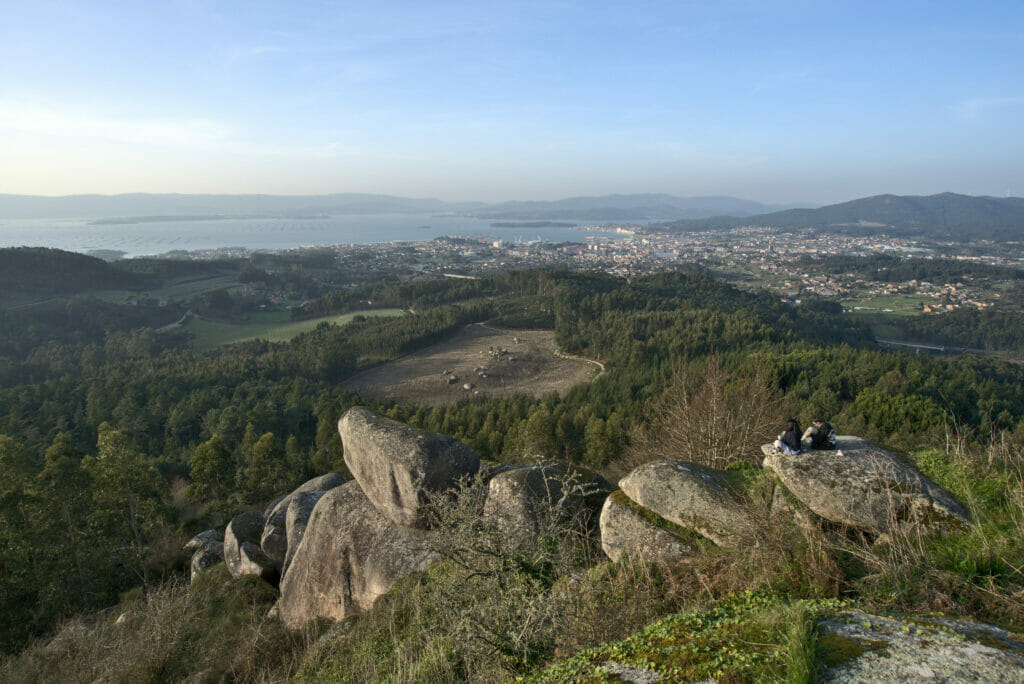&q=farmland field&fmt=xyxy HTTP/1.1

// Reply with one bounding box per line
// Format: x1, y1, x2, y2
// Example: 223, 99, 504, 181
340, 323, 601, 405
181, 308, 404, 350
93, 274, 242, 303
